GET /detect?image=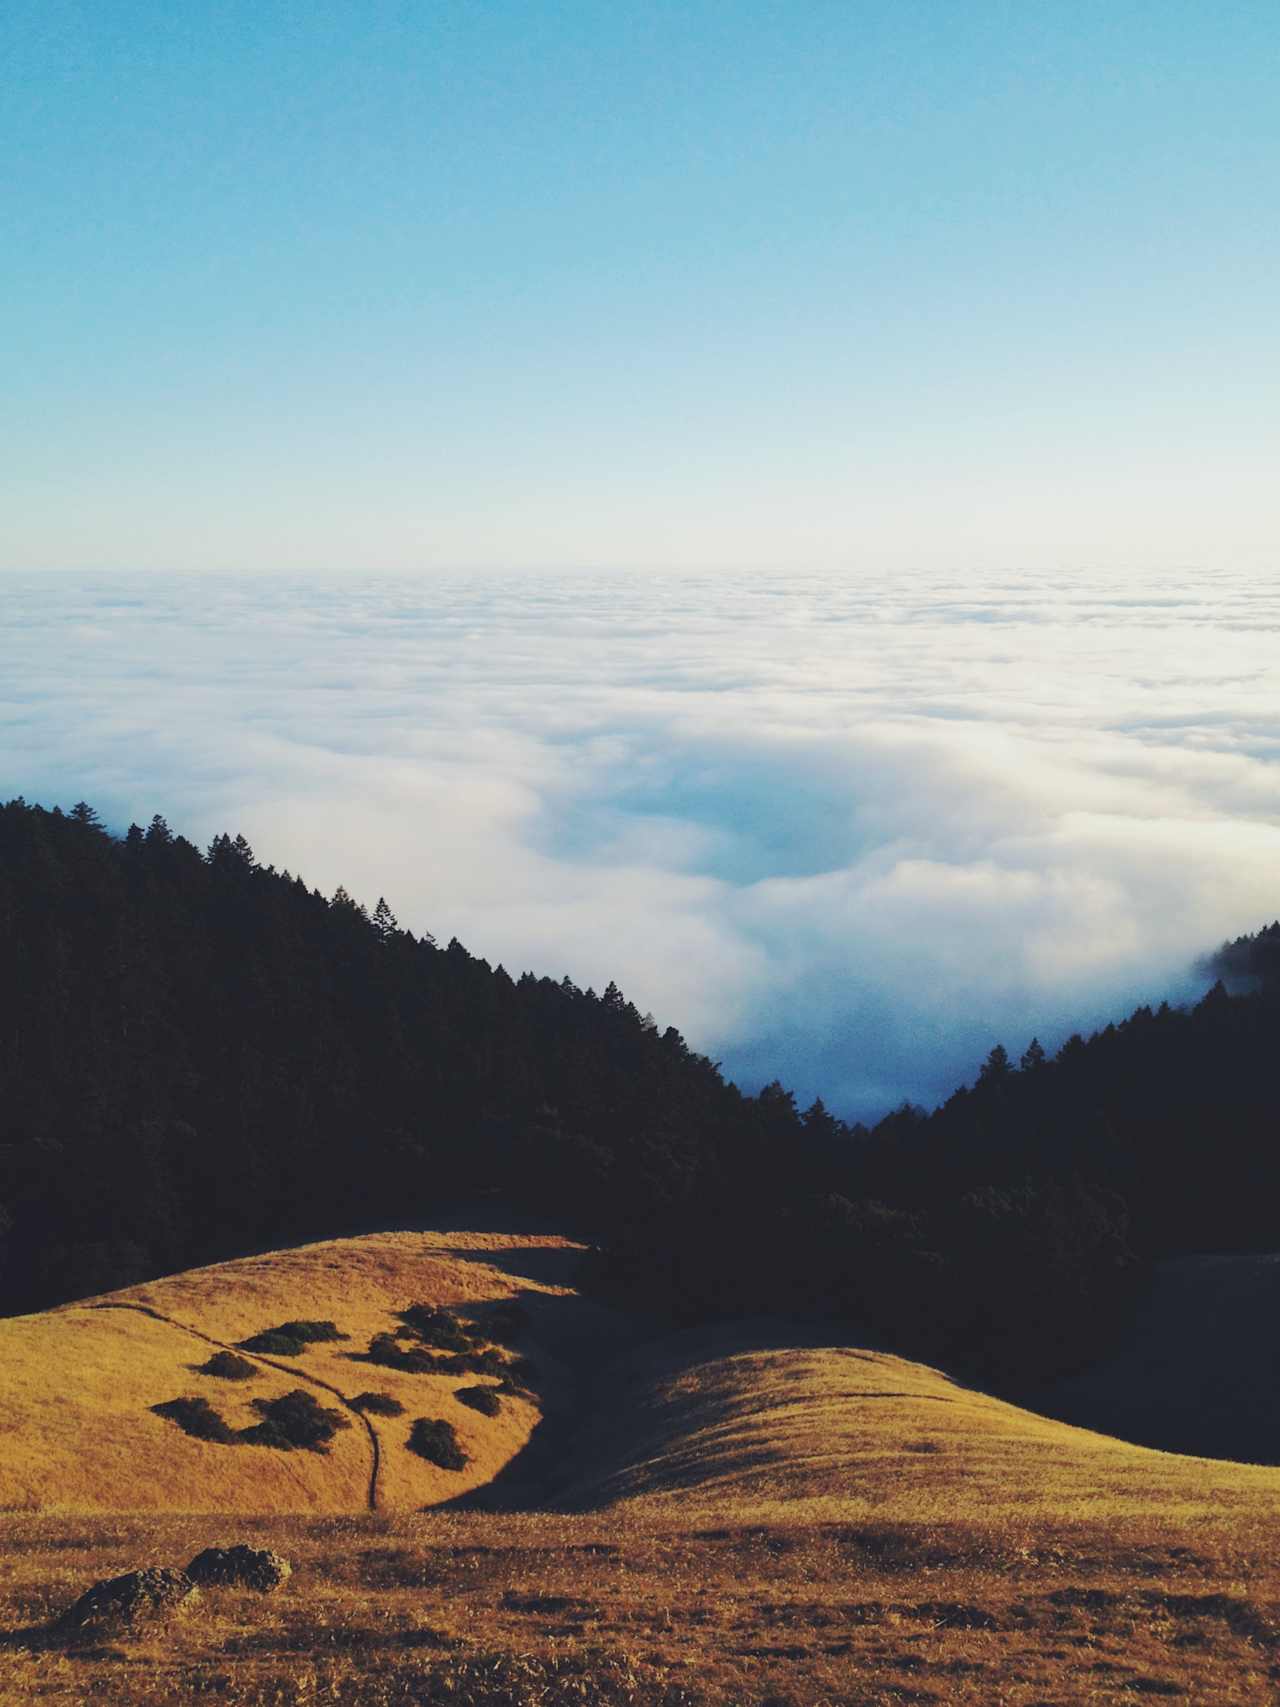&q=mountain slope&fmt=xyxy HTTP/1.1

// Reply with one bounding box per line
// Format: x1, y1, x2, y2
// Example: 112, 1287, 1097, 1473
552, 1322, 1280, 1524
9, 1227, 1280, 1525
0, 1230, 596, 1514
